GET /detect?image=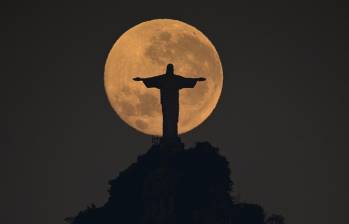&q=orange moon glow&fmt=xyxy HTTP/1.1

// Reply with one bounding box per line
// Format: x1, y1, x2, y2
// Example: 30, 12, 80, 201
104, 19, 223, 136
